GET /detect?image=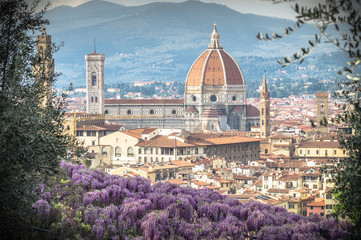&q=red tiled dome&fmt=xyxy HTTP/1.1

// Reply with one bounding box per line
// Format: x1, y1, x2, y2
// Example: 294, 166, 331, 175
186, 24, 245, 87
